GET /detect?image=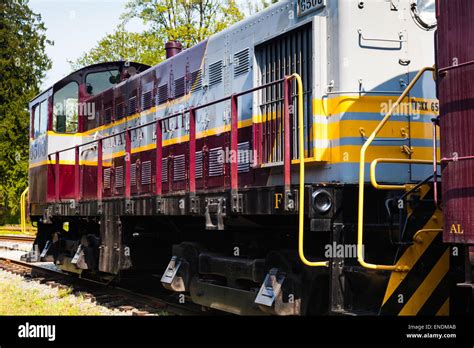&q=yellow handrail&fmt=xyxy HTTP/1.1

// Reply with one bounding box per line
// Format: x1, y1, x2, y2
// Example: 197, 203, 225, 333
20, 187, 29, 234
357, 66, 435, 271
370, 158, 440, 190
290, 73, 329, 268
413, 229, 442, 244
